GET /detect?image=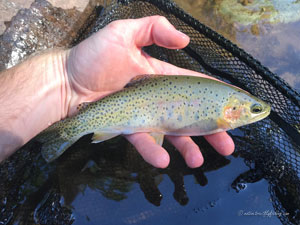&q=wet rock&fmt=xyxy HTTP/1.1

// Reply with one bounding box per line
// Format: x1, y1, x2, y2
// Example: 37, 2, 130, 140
250, 23, 260, 35
0, 0, 81, 71
220, 0, 300, 25
0, 0, 34, 34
